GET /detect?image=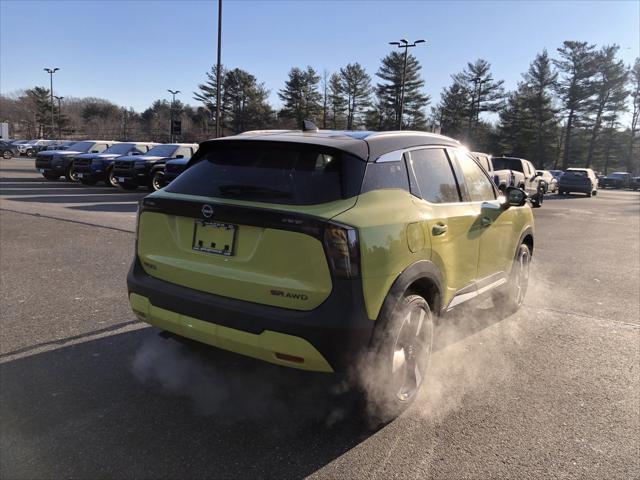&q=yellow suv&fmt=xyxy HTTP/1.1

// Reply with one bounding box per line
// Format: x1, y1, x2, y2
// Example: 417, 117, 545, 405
128, 126, 534, 415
